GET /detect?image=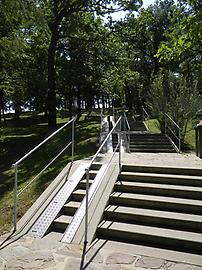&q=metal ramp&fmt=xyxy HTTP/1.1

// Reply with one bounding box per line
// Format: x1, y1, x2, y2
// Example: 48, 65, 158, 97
28, 162, 119, 244
29, 163, 88, 238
